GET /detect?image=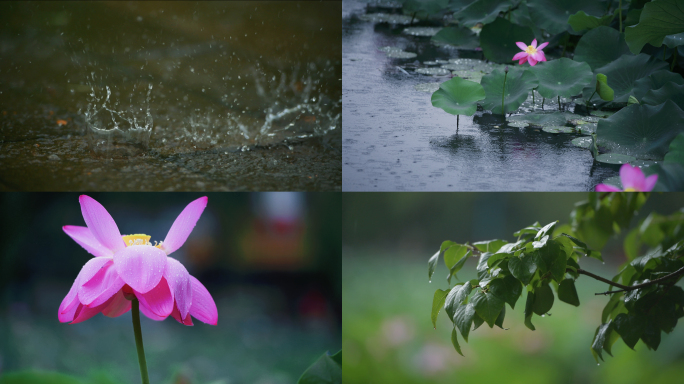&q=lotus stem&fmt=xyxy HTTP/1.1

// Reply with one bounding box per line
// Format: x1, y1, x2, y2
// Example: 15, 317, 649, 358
457, 114, 459, 129
586, 90, 597, 111
532, 90, 535, 106
502, 69, 508, 115
558, 96, 561, 111
131, 298, 150, 384
542, 98, 545, 110
619, 0, 622, 34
